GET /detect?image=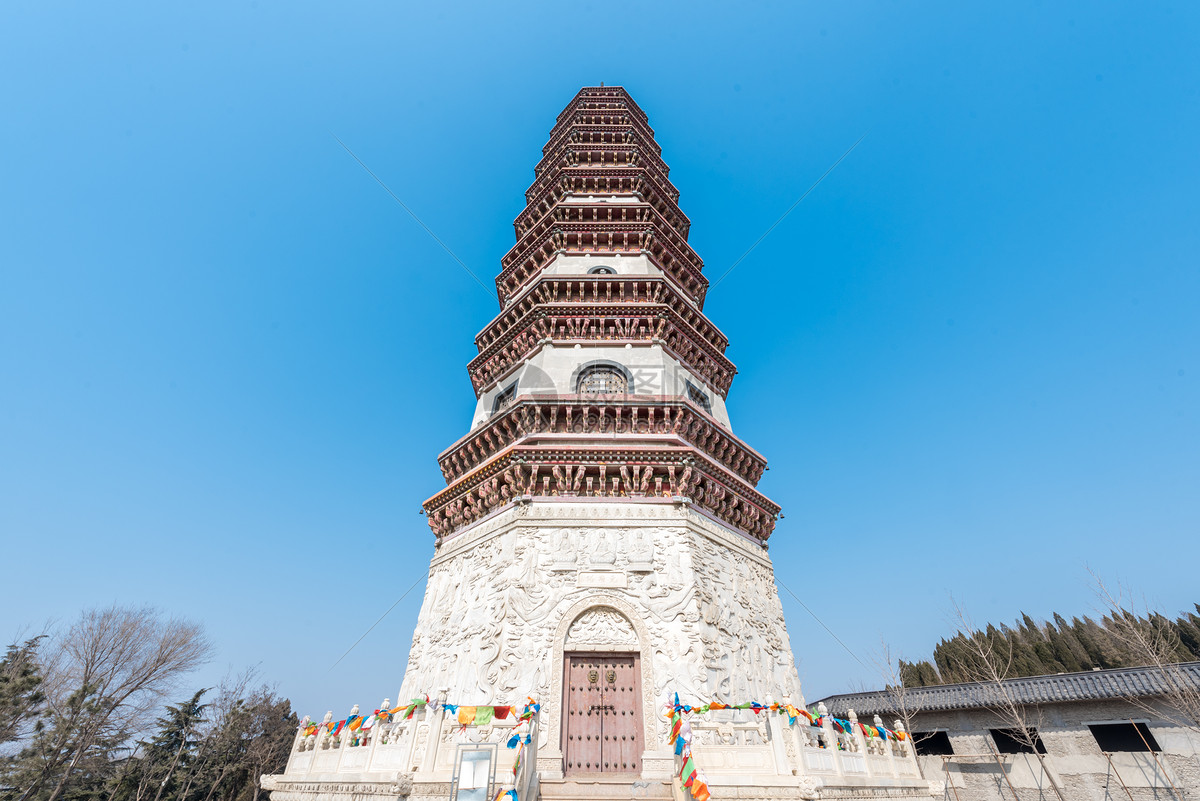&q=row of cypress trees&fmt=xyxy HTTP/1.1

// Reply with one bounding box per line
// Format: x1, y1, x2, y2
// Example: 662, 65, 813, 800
899, 604, 1200, 687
